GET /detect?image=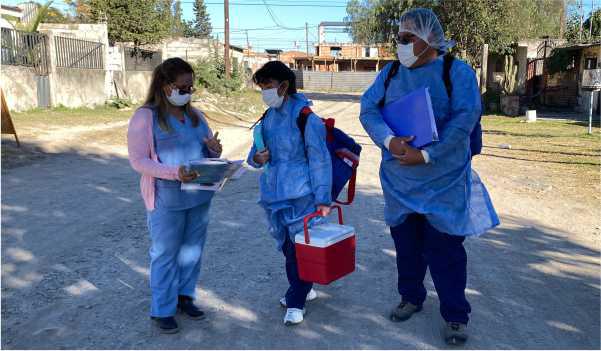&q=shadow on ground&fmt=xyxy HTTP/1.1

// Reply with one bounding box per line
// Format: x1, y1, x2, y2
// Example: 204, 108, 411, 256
1, 138, 599, 349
